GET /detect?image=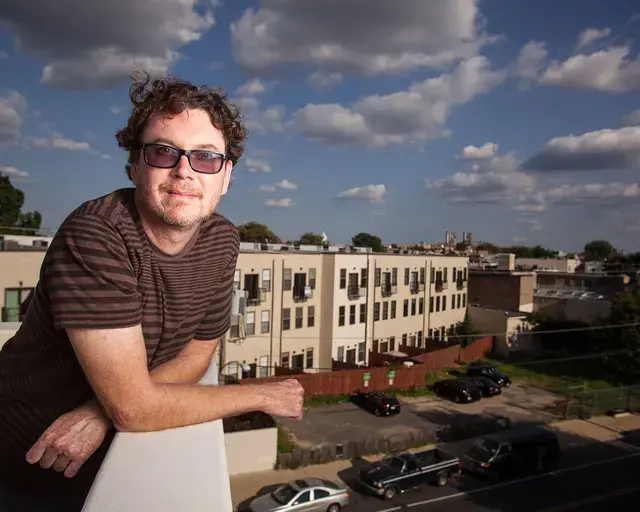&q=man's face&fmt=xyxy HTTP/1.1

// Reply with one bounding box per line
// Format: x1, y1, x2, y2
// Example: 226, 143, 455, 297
131, 108, 232, 230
